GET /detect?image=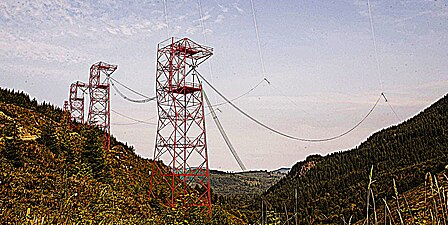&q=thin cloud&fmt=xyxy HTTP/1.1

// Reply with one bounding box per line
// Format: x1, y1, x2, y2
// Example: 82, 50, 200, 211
0, 30, 89, 63
232, 2, 245, 14
193, 14, 212, 24
0, 63, 71, 79
215, 14, 225, 23
186, 27, 199, 35
216, 2, 229, 13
